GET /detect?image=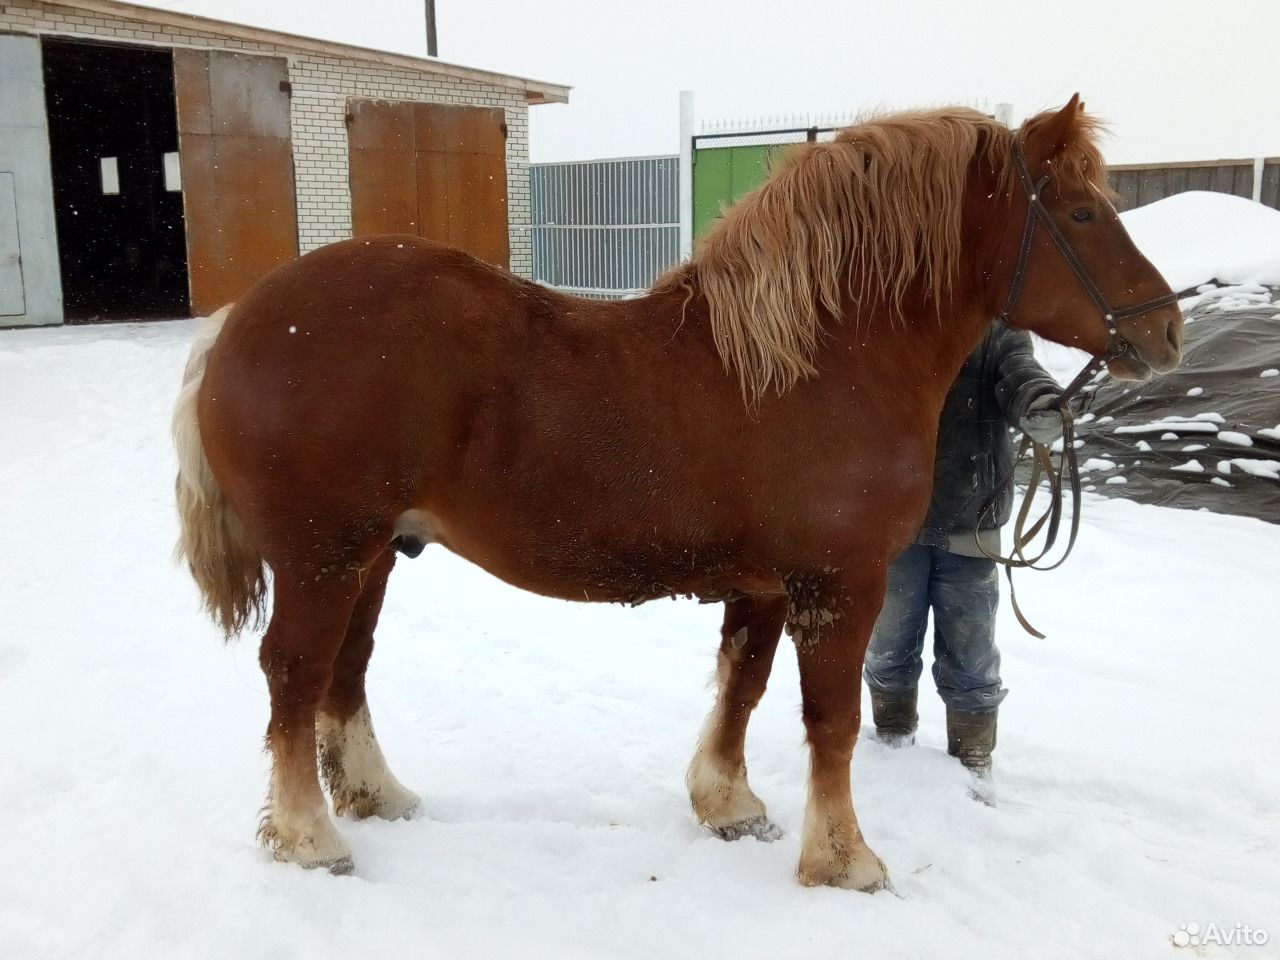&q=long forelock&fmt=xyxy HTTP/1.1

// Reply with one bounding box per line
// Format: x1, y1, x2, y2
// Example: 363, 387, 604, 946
1007, 110, 1114, 202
